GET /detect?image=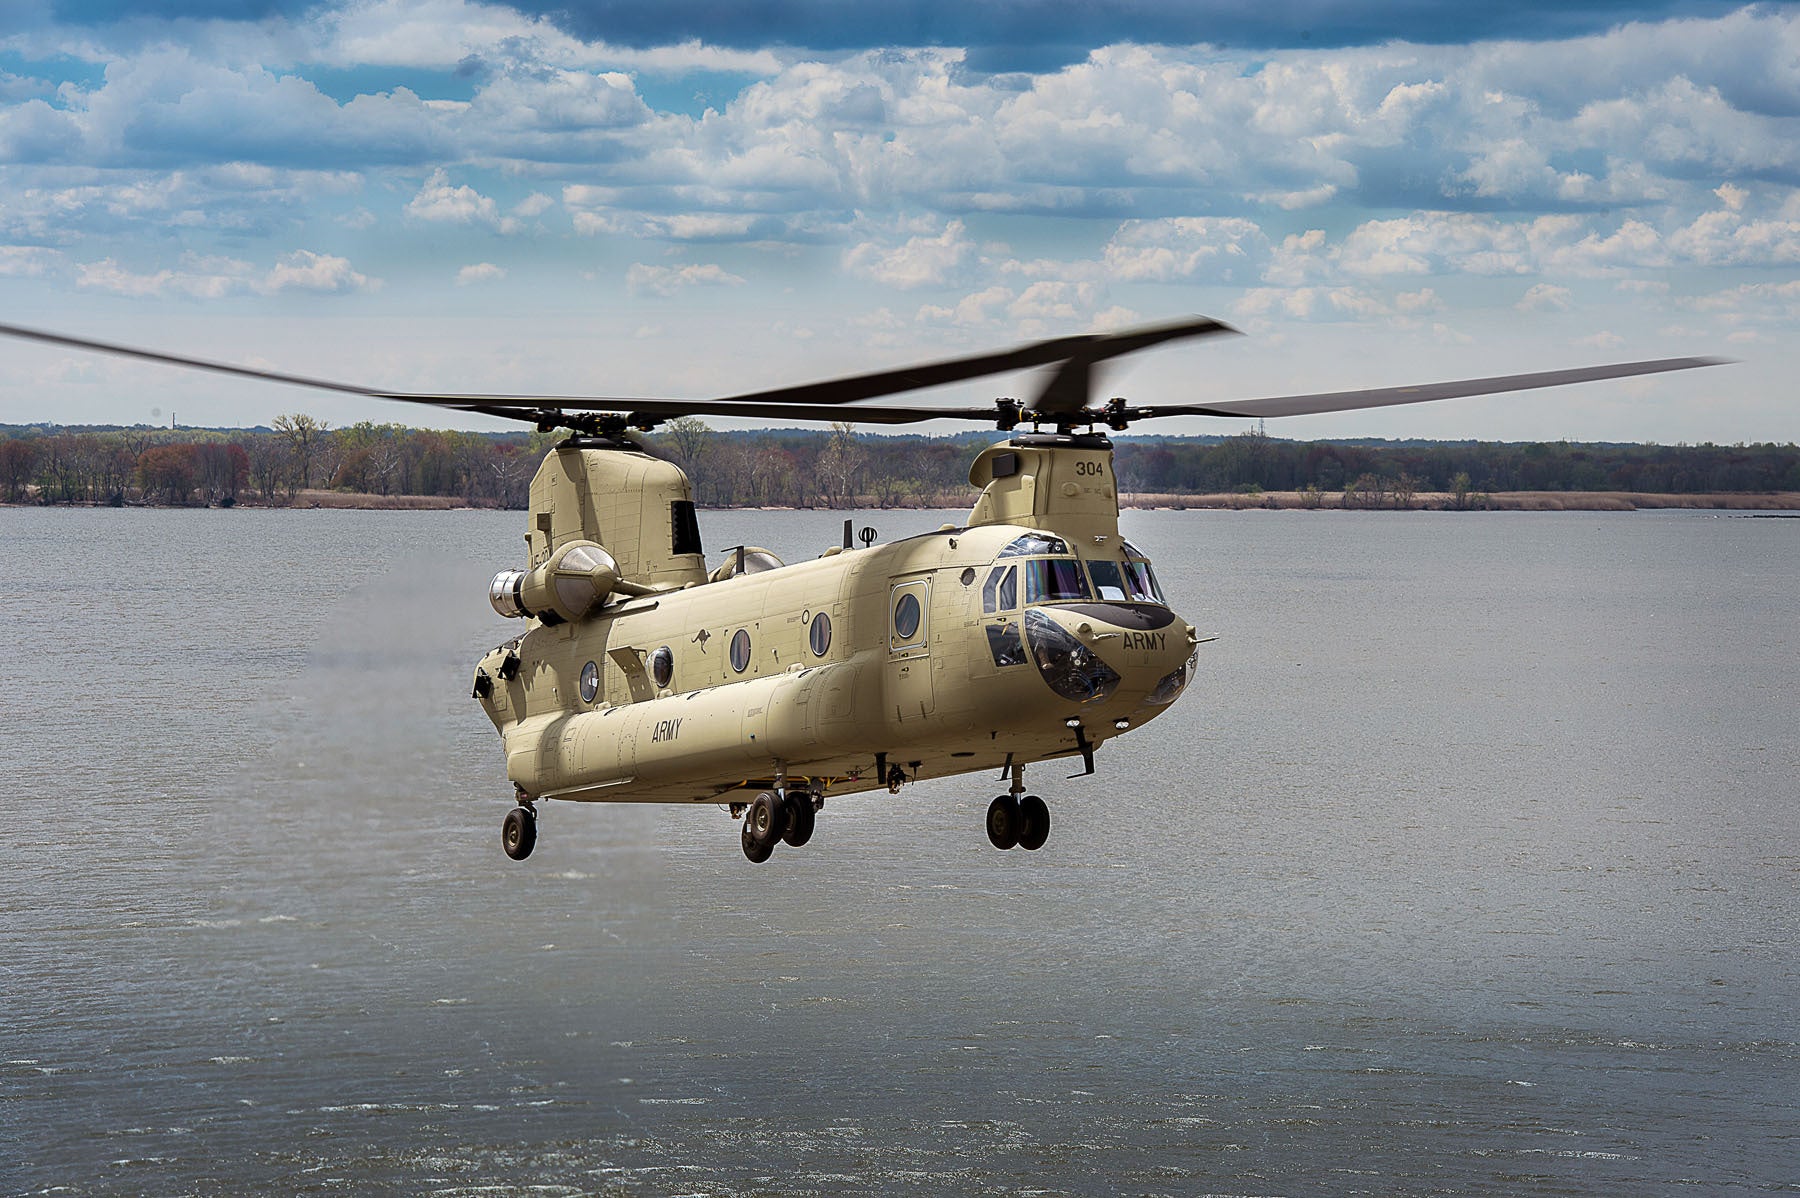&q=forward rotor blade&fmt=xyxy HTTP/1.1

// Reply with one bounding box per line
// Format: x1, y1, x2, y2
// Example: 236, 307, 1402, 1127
1132, 356, 1728, 421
